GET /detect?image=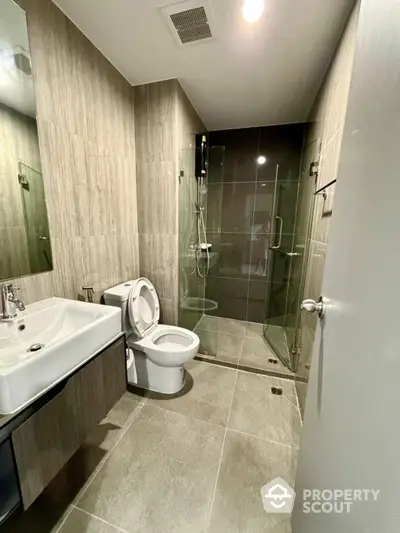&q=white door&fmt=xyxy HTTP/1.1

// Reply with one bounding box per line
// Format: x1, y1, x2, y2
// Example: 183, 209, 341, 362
292, 0, 400, 532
